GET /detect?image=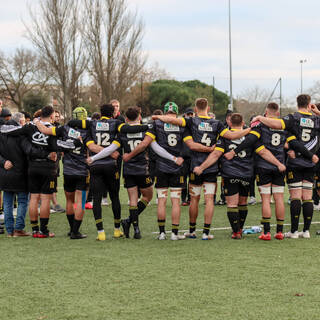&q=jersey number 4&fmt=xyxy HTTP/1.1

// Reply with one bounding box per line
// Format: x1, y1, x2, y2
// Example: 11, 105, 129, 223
201, 133, 212, 146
